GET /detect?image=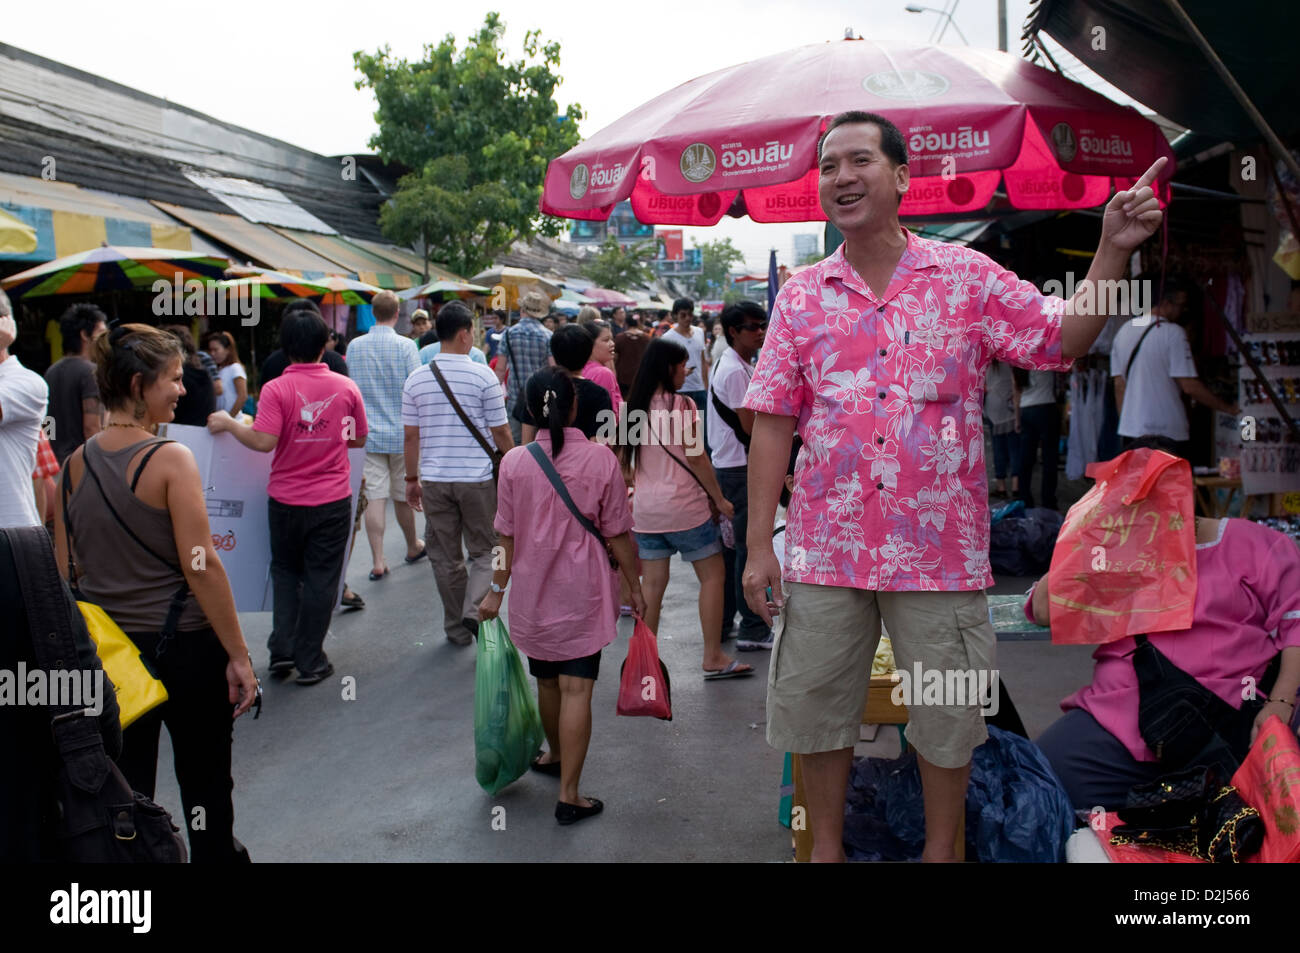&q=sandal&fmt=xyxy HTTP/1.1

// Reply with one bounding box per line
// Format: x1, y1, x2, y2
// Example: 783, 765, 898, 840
704, 660, 755, 680
341, 591, 365, 609
368, 568, 389, 581
404, 547, 428, 564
